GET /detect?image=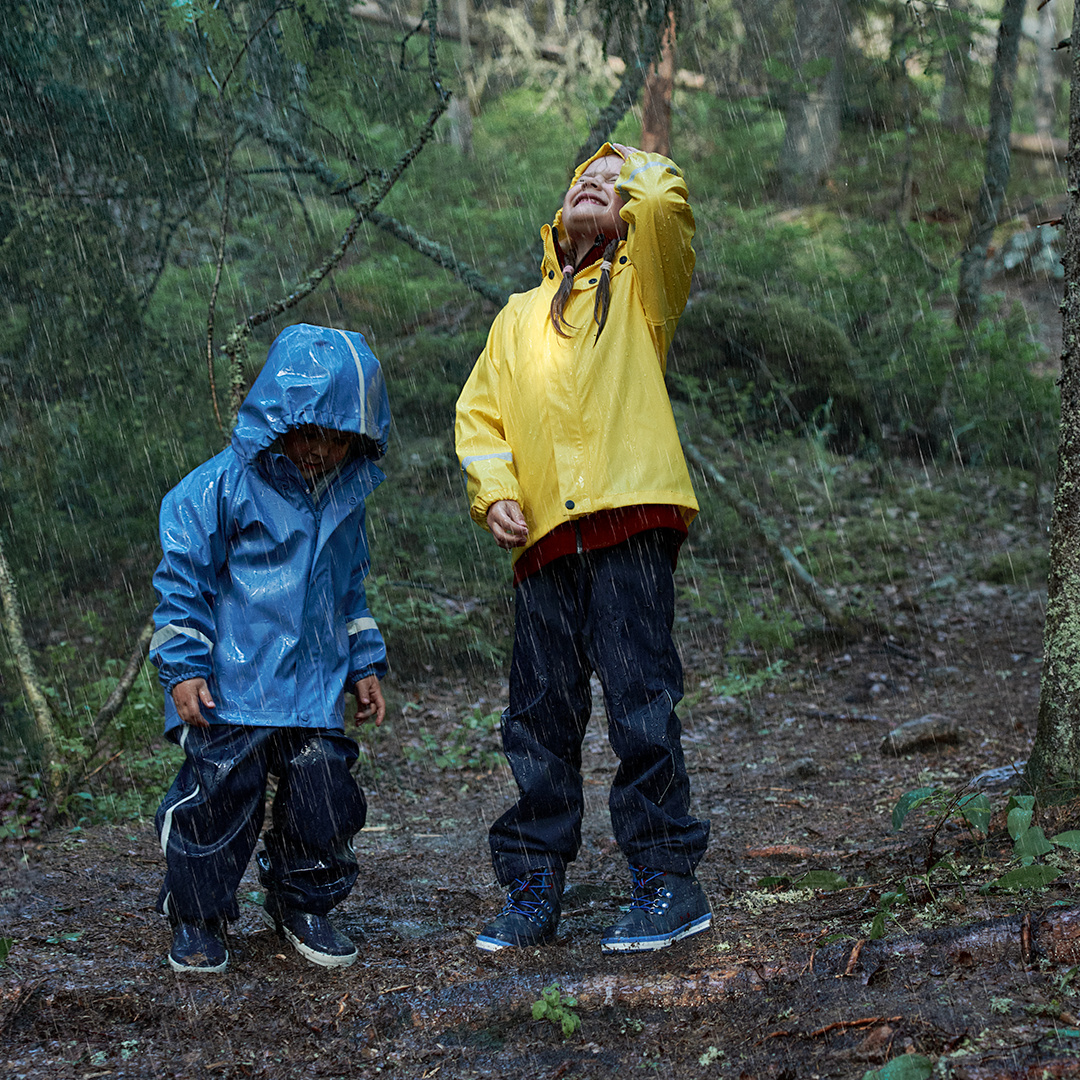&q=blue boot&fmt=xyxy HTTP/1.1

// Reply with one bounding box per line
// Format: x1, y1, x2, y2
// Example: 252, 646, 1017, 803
168, 918, 229, 973
600, 866, 711, 953
476, 868, 561, 951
